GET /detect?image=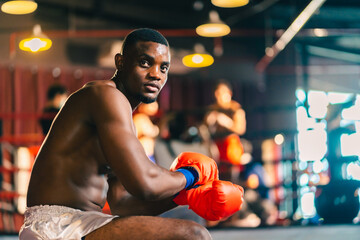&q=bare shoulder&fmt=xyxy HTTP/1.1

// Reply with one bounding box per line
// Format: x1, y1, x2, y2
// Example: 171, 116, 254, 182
81, 80, 117, 94
74, 80, 133, 125
77, 80, 129, 108
230, 101, 242, 111
83, 80, 115, 88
